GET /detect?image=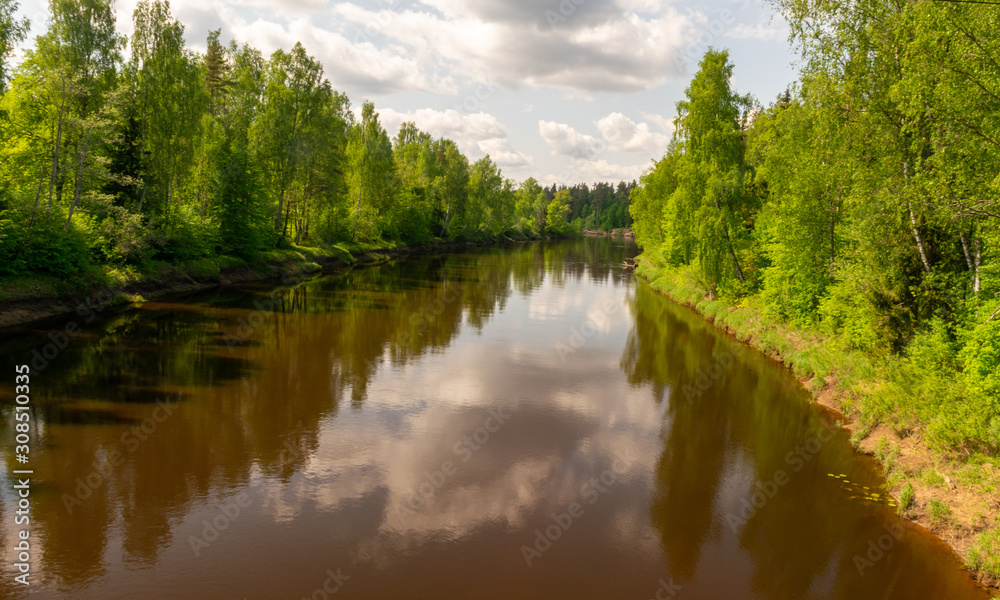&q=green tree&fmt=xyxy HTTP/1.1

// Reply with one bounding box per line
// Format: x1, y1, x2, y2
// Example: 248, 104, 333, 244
747, 91, 847, 320
545, 189, 572, 236
430, 138, 468, 238
254, 42, 330, 237
513, 177, 542, 236
130, 0, 206, 228
0, 0, 28, 94
670, 49, 756, 293
345, 100, 397, 241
